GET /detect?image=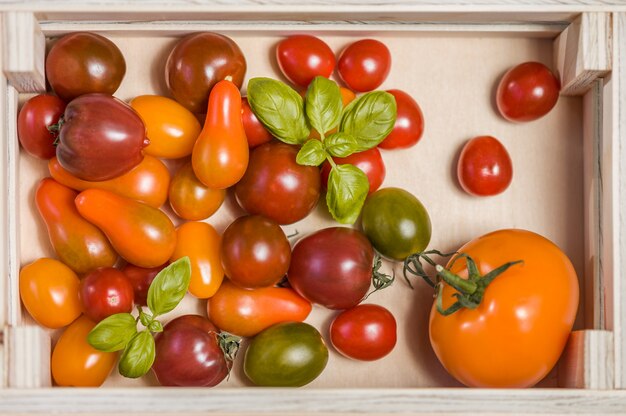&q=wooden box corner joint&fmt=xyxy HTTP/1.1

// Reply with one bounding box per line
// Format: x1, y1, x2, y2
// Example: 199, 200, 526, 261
2, 11, 46, 93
